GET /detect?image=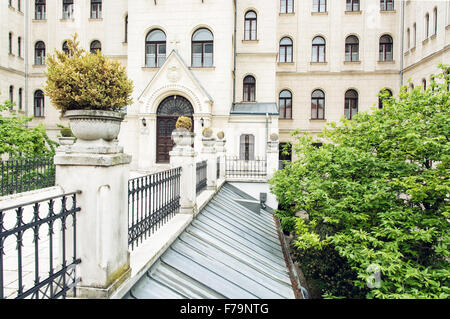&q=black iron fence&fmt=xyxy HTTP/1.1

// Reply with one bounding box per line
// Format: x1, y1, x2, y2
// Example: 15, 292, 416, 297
0, 191, 81, 299
1, 157, 55, 197
217, 157, 220, 179
128, 167, 181, 250
196, 161, 207, 195
225, 156, 267, 179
